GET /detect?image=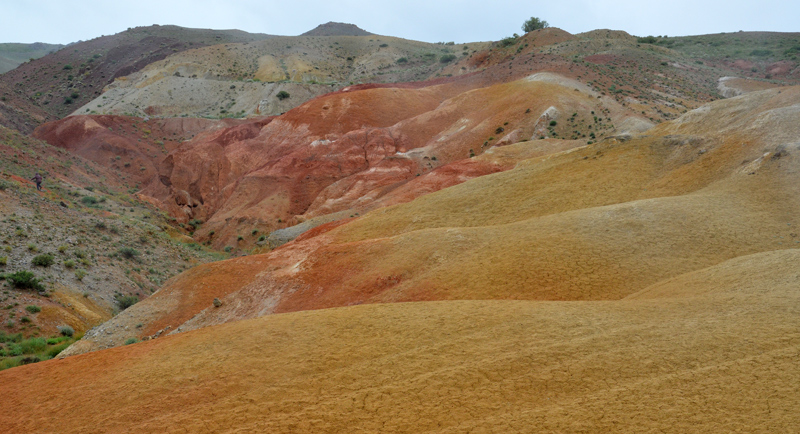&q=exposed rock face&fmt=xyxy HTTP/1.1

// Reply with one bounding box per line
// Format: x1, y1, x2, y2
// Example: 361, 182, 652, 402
132, 73, 633, 248
33, 115, 246, 185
